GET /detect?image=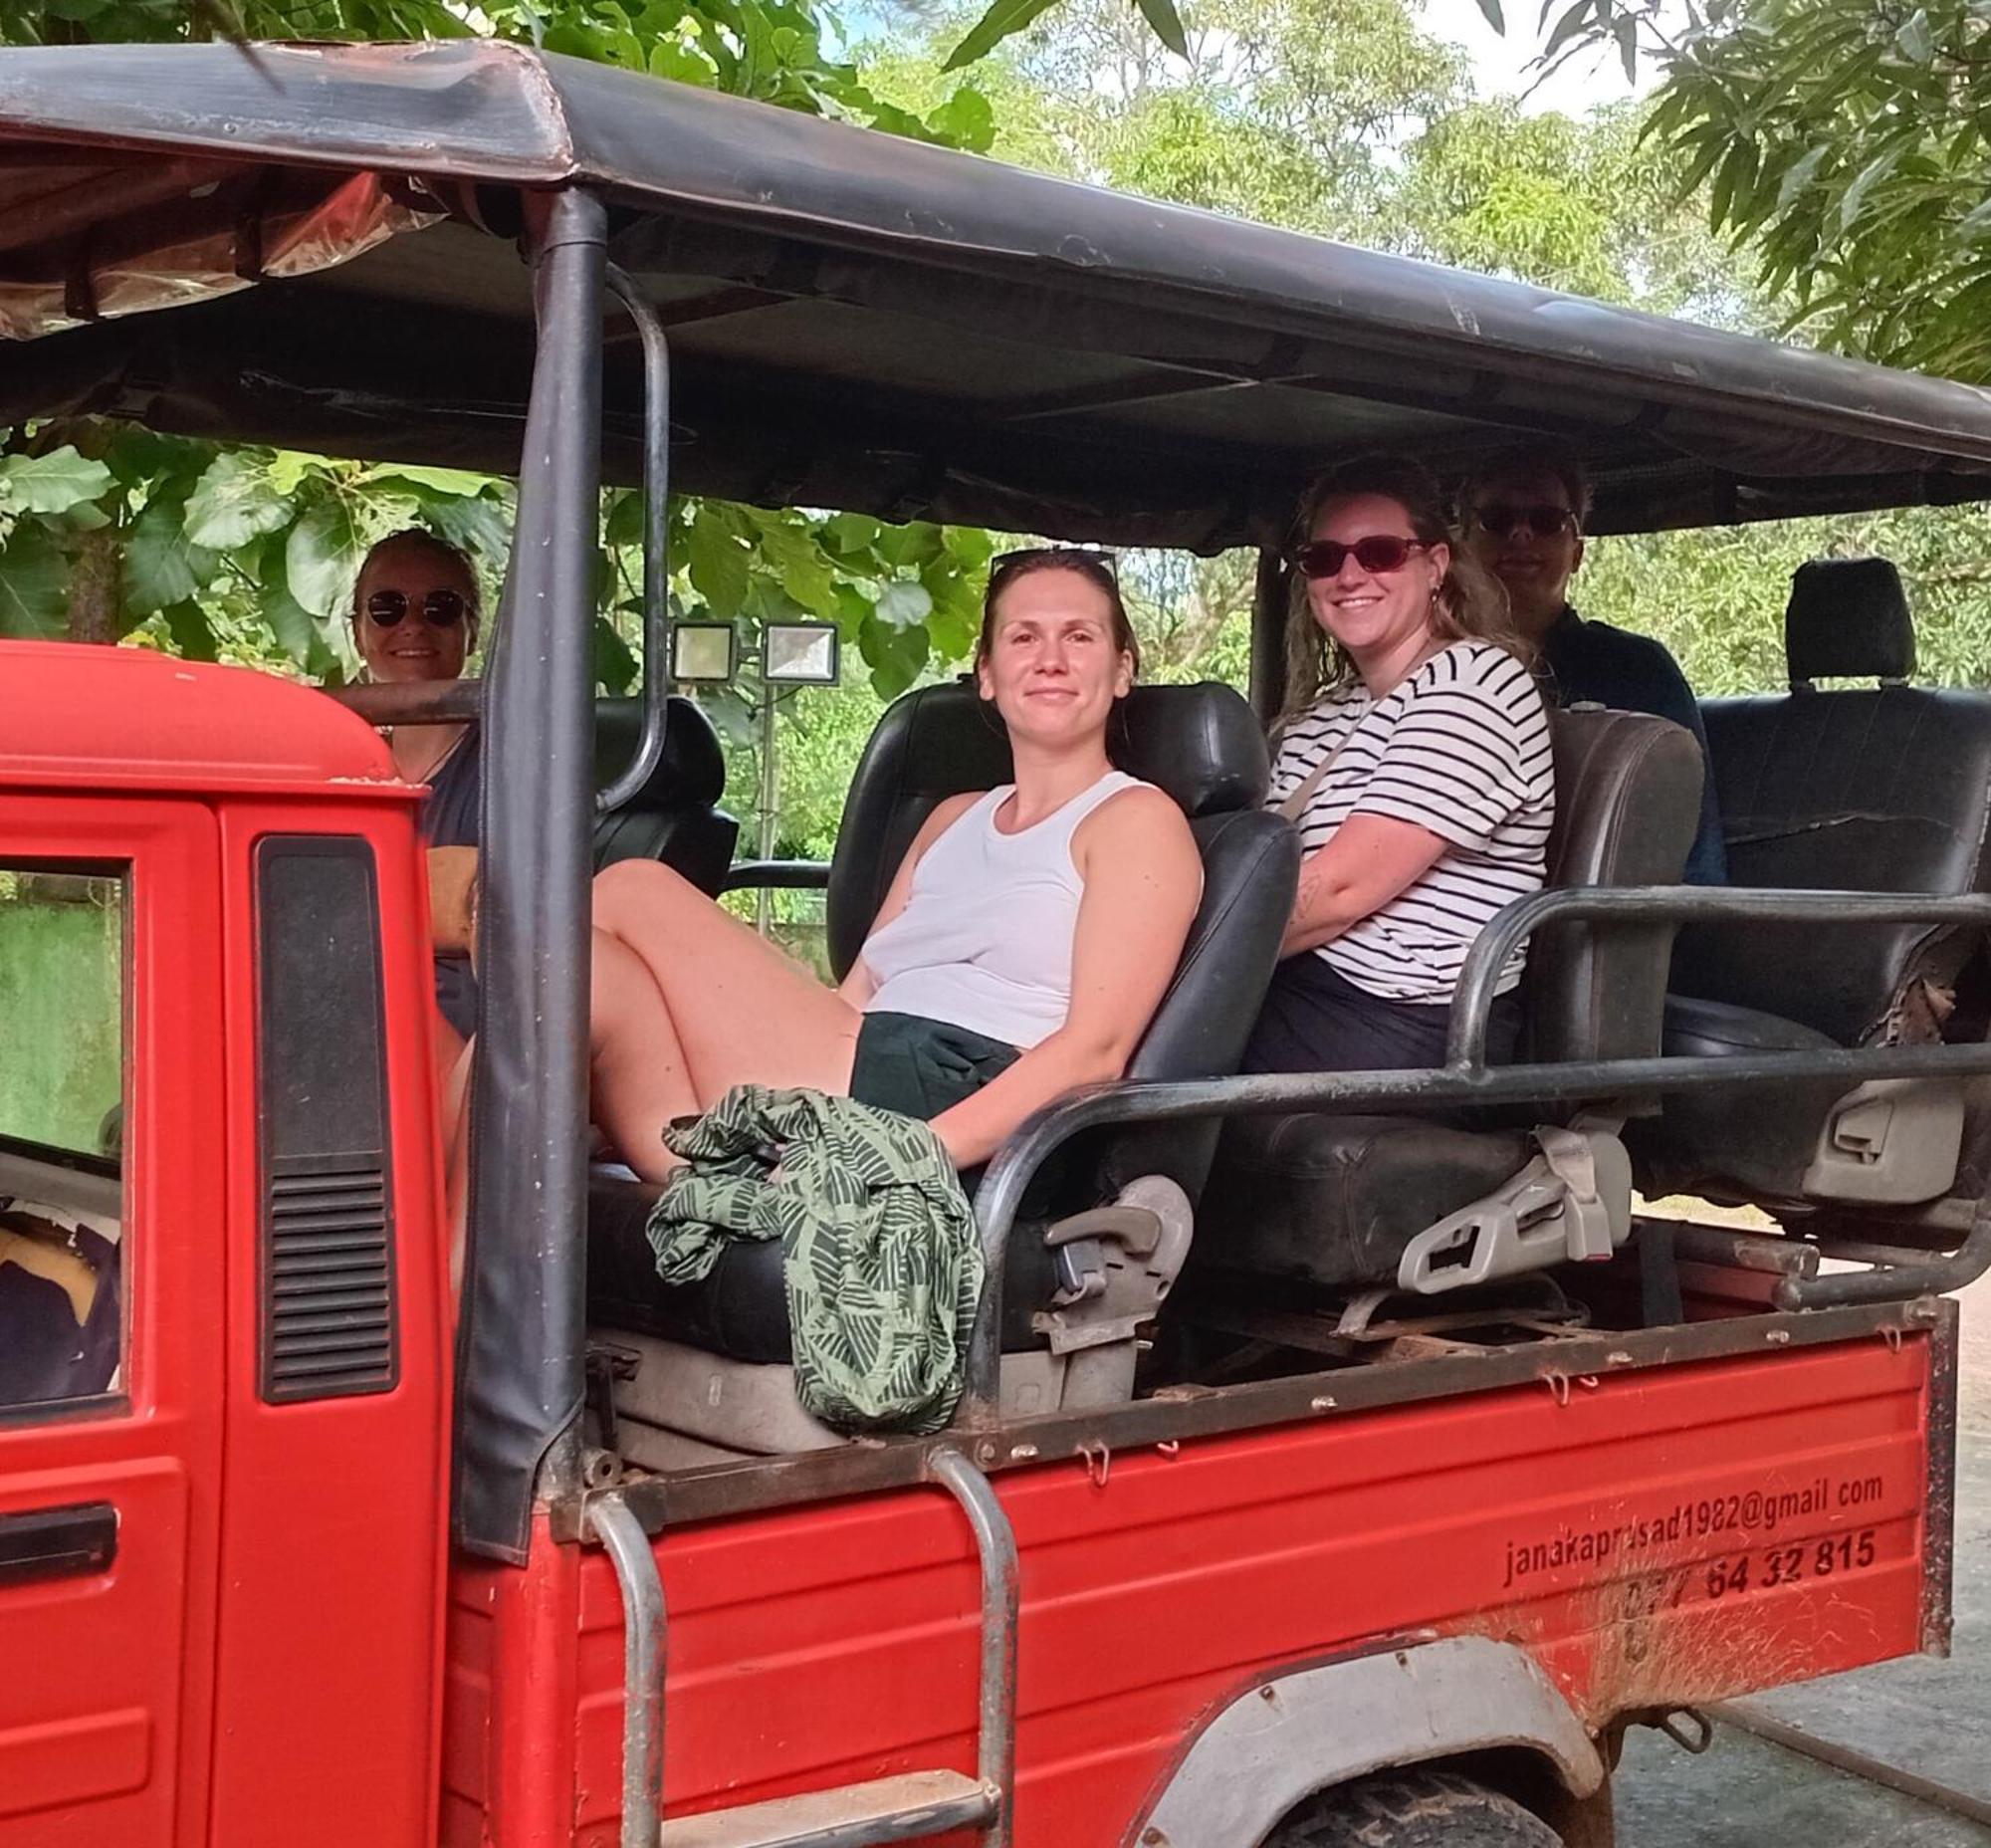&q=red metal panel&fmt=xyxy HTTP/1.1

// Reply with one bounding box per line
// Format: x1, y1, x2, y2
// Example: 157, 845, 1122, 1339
0, 796, 226, 1848
445, 1530, 585, 1848
0, 641, 393, 799
445, 1330, 1934, 1846
202, 799, 451, 1848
